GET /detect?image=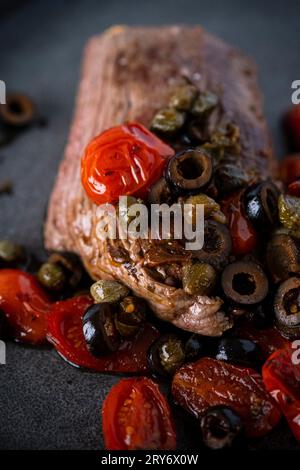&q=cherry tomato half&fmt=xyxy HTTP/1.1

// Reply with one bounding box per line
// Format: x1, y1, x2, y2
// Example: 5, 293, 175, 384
172, 357, 281, 438
263, 345, 300, 443
280, 154, 300, 185
81, 122, 174, 205
221, 191, 257, 255
0, 269, 51, 344
47, 295, 159, 373
102, 377, 177, 450
288, 178, 300, 197
285, 105, 300, 151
